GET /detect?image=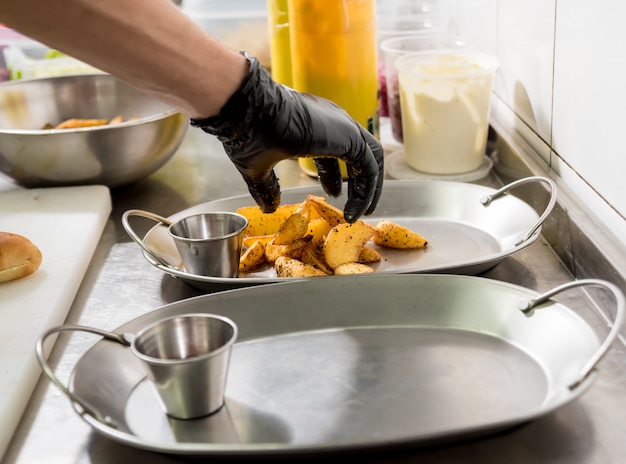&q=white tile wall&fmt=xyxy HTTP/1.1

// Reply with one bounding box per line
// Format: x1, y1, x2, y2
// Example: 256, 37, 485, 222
552, 0, 626, 225
497, 0, 555, 149
447, 0, 626, 247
